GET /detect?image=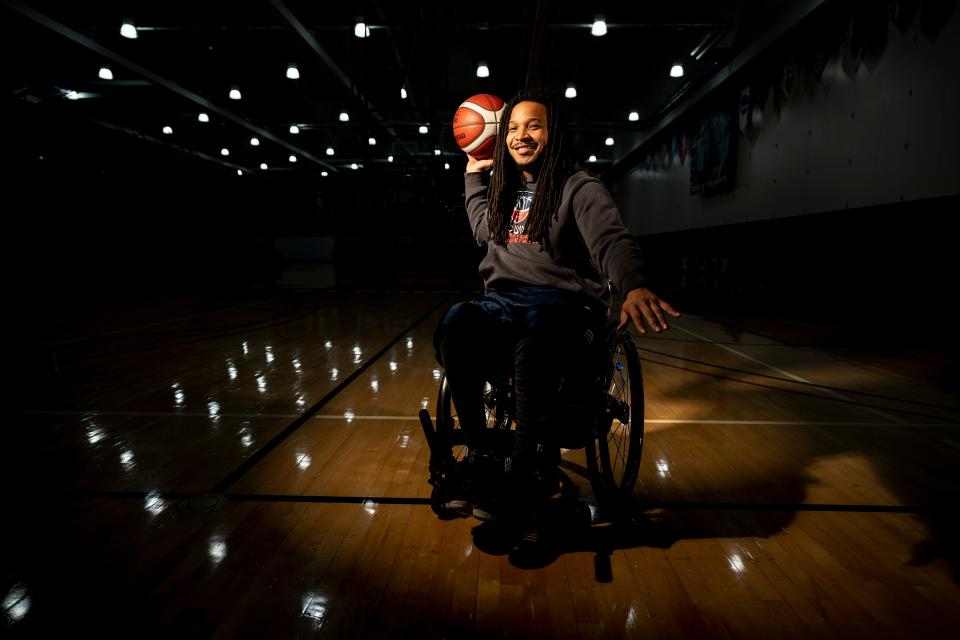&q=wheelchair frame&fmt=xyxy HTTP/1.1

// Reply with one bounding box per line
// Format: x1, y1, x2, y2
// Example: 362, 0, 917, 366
418, 322, 645, 521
